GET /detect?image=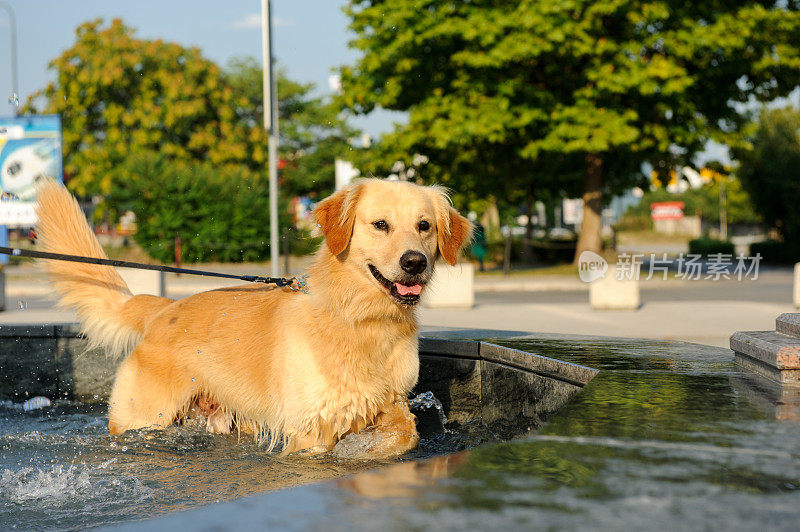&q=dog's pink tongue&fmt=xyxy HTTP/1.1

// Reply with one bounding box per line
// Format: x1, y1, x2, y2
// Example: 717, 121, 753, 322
395, 283, 422, 296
